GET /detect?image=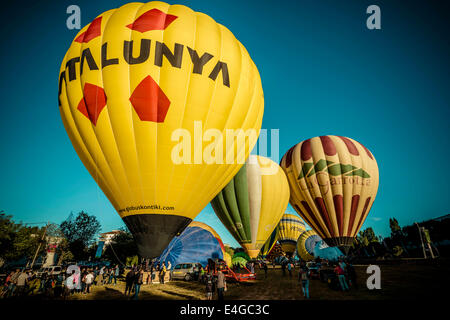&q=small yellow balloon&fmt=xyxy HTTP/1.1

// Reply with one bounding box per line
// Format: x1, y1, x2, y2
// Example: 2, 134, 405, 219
277, 213, 306, 256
